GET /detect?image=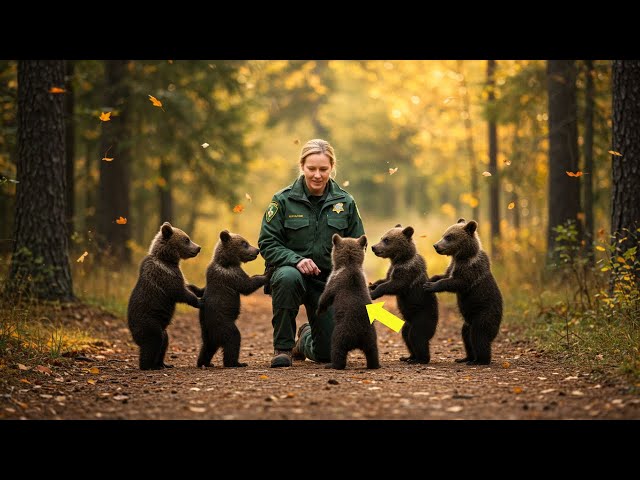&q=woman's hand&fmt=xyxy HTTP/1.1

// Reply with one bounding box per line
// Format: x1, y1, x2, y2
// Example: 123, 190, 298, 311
296, 258, 321, 276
